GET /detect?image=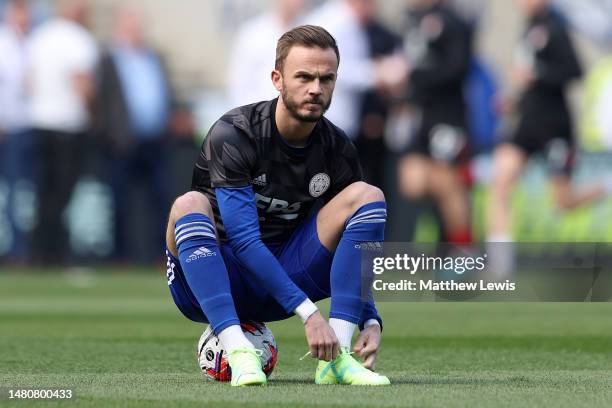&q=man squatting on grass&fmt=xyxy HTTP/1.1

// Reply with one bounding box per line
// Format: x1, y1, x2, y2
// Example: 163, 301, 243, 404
164, 25, 390, 386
